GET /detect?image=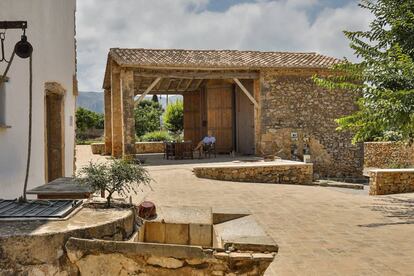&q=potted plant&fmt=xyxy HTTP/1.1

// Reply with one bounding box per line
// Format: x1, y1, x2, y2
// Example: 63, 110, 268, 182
77, 159, 151, 208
